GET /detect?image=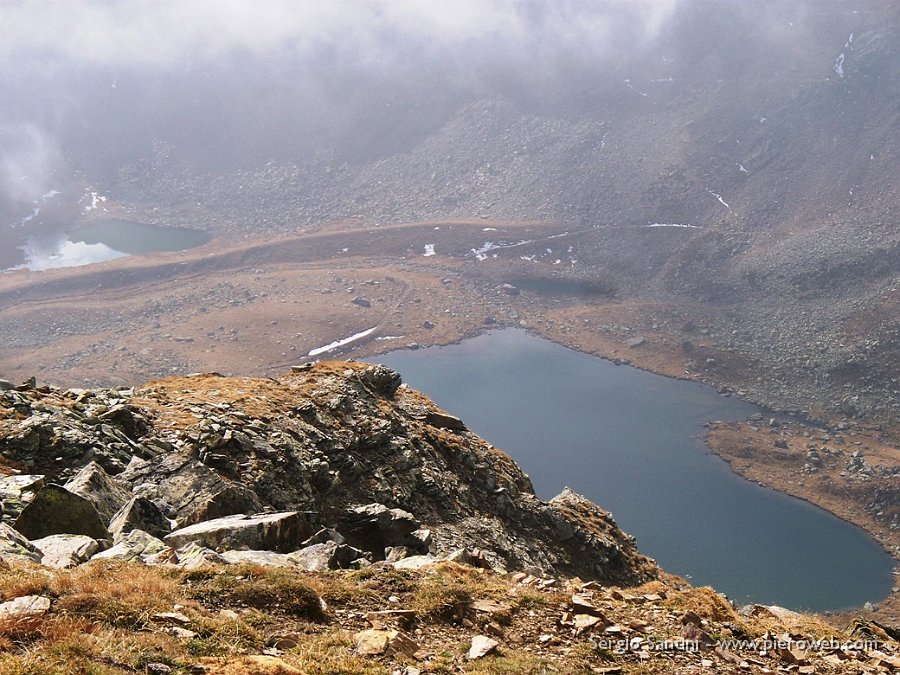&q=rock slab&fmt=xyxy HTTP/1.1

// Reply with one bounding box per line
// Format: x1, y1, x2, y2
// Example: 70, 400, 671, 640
164, 511, 312, 553
30, 534, 99, 568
